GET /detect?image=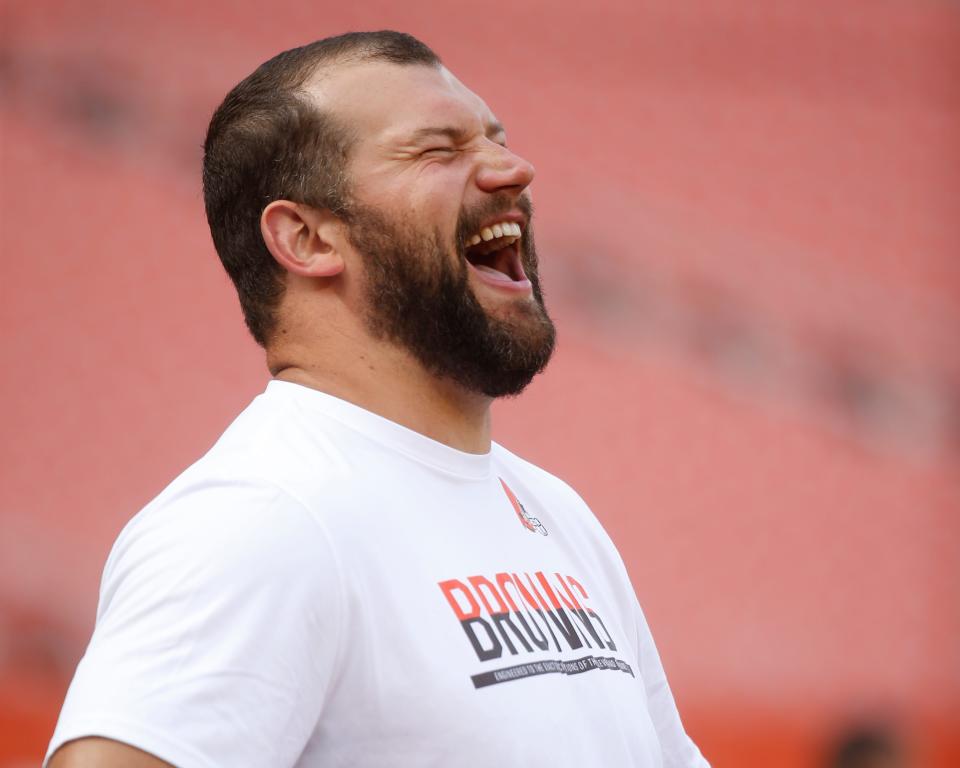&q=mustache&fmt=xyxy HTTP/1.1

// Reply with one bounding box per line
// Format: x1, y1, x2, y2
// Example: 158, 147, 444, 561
455, 193, 534, 249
